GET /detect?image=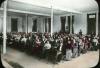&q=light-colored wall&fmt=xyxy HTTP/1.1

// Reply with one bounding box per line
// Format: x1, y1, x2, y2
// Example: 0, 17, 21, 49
22, 16, 27, 32
53, 15, 61, 32
0, 12, 88, 34
53, 14, 87, 34
37, 17, 44, 33
6, 15, 23, 32
0, 15, 24, 32
6, 16, 11, 32
27, 16, 33, 32
74, 13, 87, 34
0, 12, 3, 33
27, 16, 45, 33
0, 17, 3, 33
